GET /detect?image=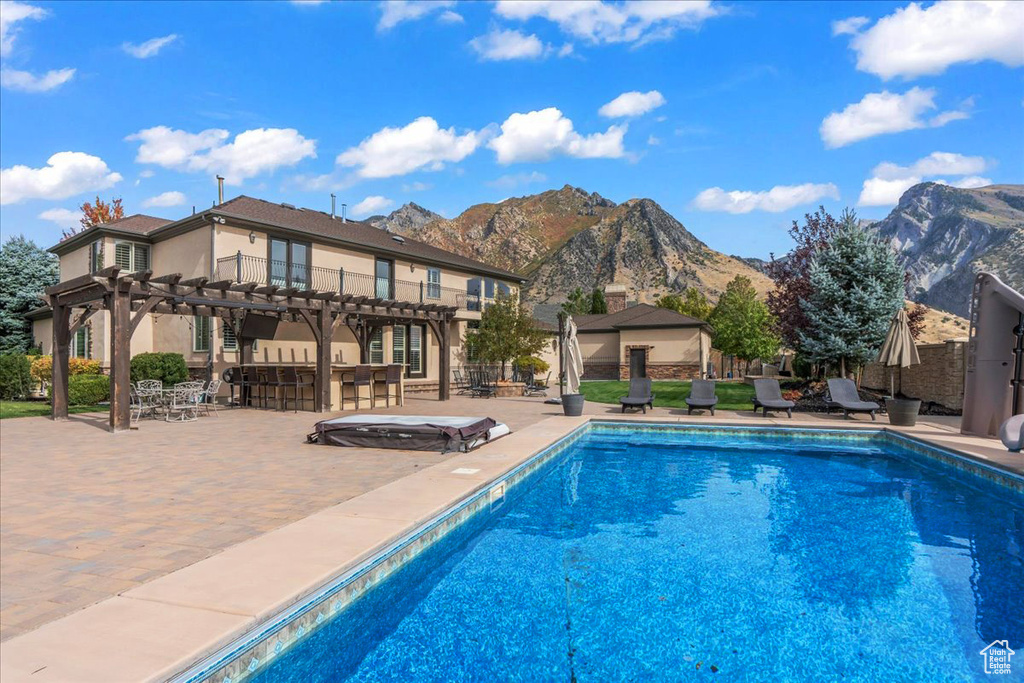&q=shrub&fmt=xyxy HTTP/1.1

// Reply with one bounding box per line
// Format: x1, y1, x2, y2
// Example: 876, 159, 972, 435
130, 352, 188, 386
515, 355, 550, 374
47, 373, 110, 405
0, 353, 32, 400
30, 356, 101, 384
